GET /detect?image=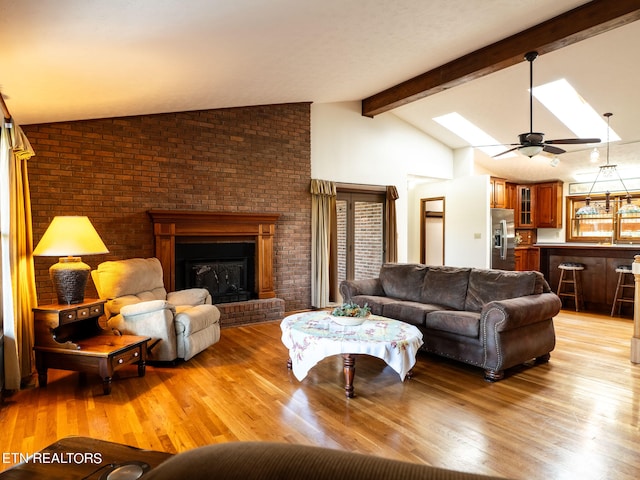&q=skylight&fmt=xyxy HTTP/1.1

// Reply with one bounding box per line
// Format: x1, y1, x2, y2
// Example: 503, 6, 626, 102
532, 79, 620, 142
433, 112, 516, 158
